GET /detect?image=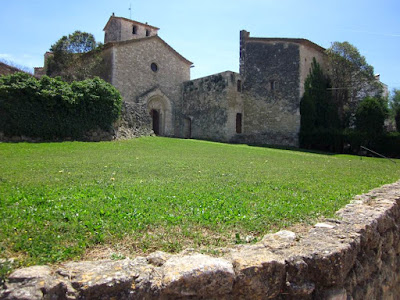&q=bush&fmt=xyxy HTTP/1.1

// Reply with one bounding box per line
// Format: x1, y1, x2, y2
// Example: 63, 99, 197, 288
299, 129, 343, 153
395, 109, 400, 132
300, 129, 400, 158
0, 73, 122, 140
355, 96, 386, 138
